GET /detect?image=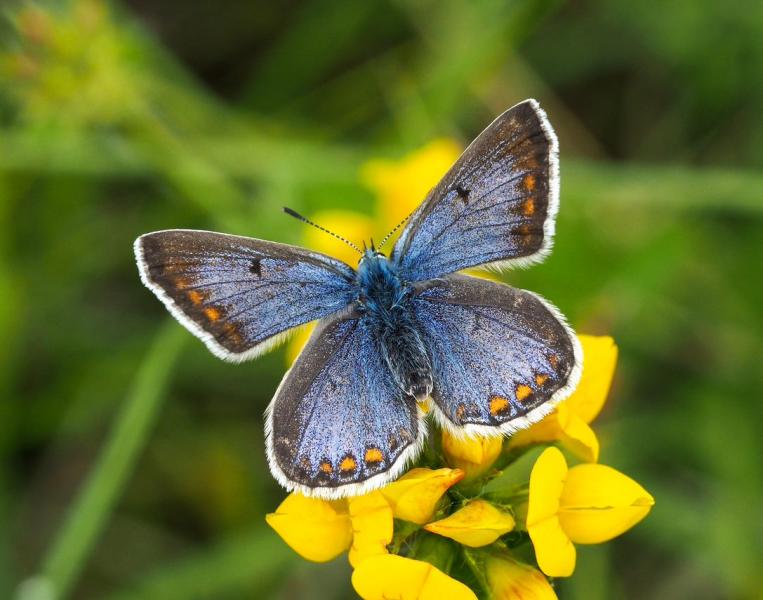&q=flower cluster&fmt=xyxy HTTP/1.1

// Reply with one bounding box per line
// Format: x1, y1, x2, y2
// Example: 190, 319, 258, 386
268, 143, 654, 598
